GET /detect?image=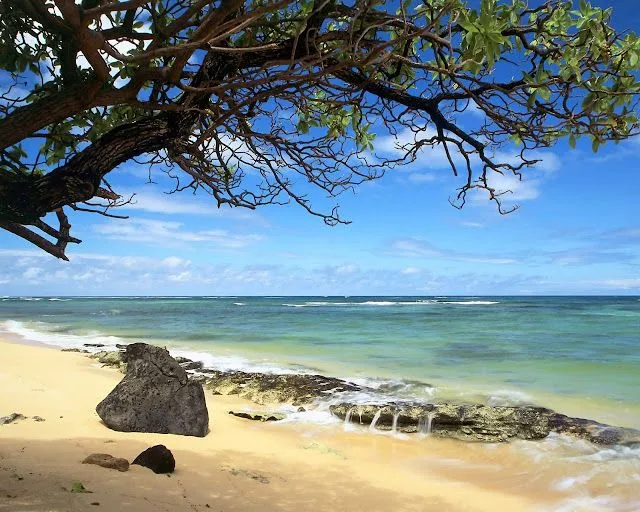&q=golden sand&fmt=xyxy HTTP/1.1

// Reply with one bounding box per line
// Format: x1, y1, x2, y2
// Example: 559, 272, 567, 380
1, 337, 629, 512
